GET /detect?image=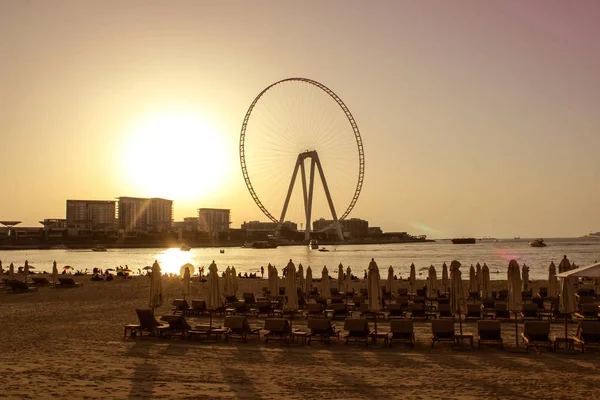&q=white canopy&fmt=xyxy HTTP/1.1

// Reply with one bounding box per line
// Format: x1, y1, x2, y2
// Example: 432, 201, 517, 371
557, 261, 600, 278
